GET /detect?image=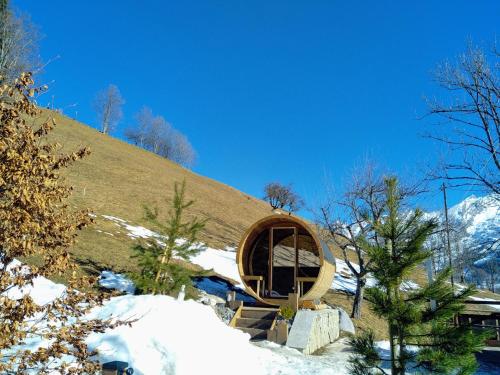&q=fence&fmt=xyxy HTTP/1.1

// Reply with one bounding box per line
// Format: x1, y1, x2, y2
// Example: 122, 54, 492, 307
458, 300, 500, 347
